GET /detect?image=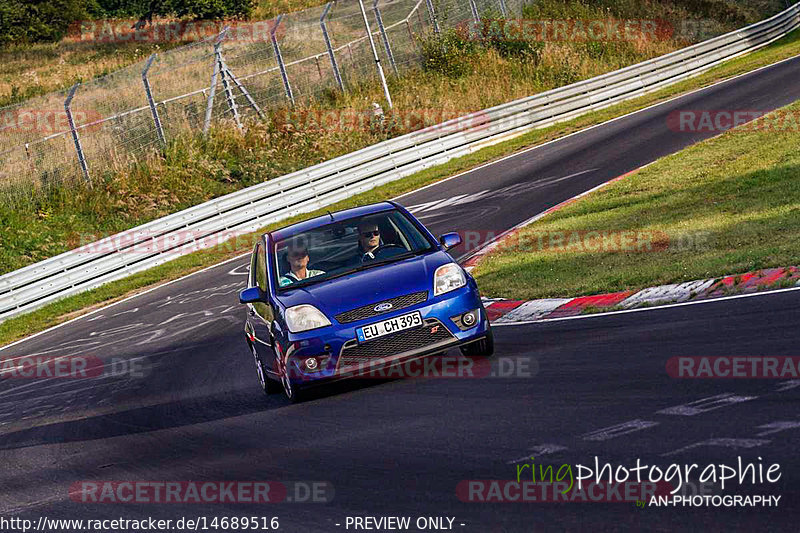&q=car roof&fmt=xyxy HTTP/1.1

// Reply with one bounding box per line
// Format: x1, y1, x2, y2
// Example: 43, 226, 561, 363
269, 201, 396, 241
